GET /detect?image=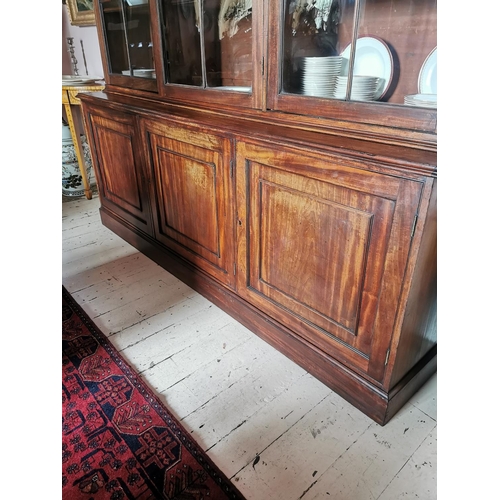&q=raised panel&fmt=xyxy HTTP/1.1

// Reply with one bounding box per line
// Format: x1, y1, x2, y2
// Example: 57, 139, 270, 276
259, 181, 374, 332
97, 125, 142, 210
87, 111, 152, 234
156, 148, 219, 256
144, 121, 235, 288
237, 142, 422, 377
